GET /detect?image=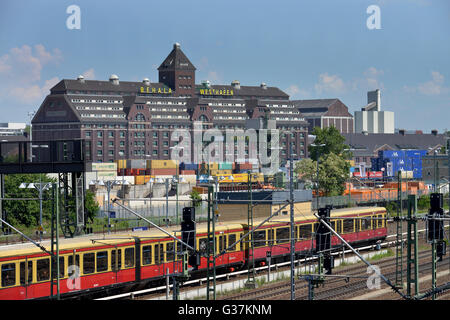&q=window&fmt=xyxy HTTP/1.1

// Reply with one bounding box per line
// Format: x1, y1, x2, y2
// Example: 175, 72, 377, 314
125, 248, 135, 268
276, 227, 290, 244
343, 219, 354, 233
37, 258, 50, 281
85, 131, 91, 137
332, 220, 342, 234
108, 131, 114, 138
59, 257, 65, 278
20, 261, 33, 285
1, 263, 16, 287
142, 246, 152, 265
97, 141, 102, 147
108, 141, 114, 147
120, 131, 125, 138
253, 230, 266, 247
68, 254, 80, 268
267, 229, 274, 245
163, 132, 169, 138
218, 235, 227, 253
97, 251, 108, 272
166, 242, 175, 262
97, 131, 103, 138
299, 224, 312, 240
377, 214, 383, 228
111, 249, 122, 271
154, 244, 164, 264
198, 238, 208, 254
135, 113, 145, 121
83, 253, 95, 274
228, 234, 237, 251
361, 217, 371, 231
